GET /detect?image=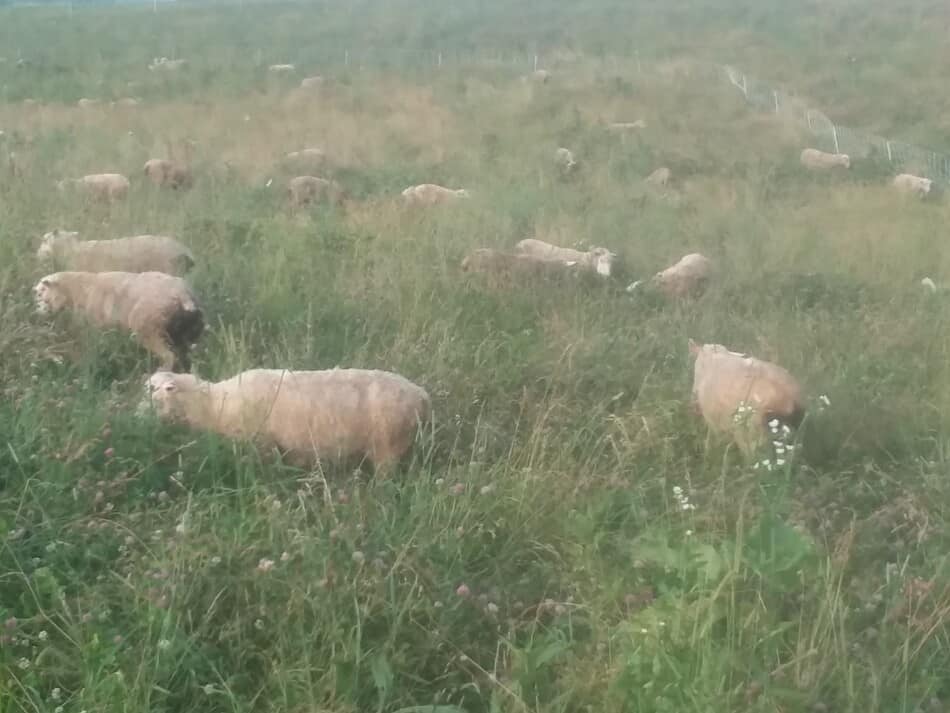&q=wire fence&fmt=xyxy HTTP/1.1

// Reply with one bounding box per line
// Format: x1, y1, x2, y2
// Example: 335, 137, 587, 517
721, 64, 950, 184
